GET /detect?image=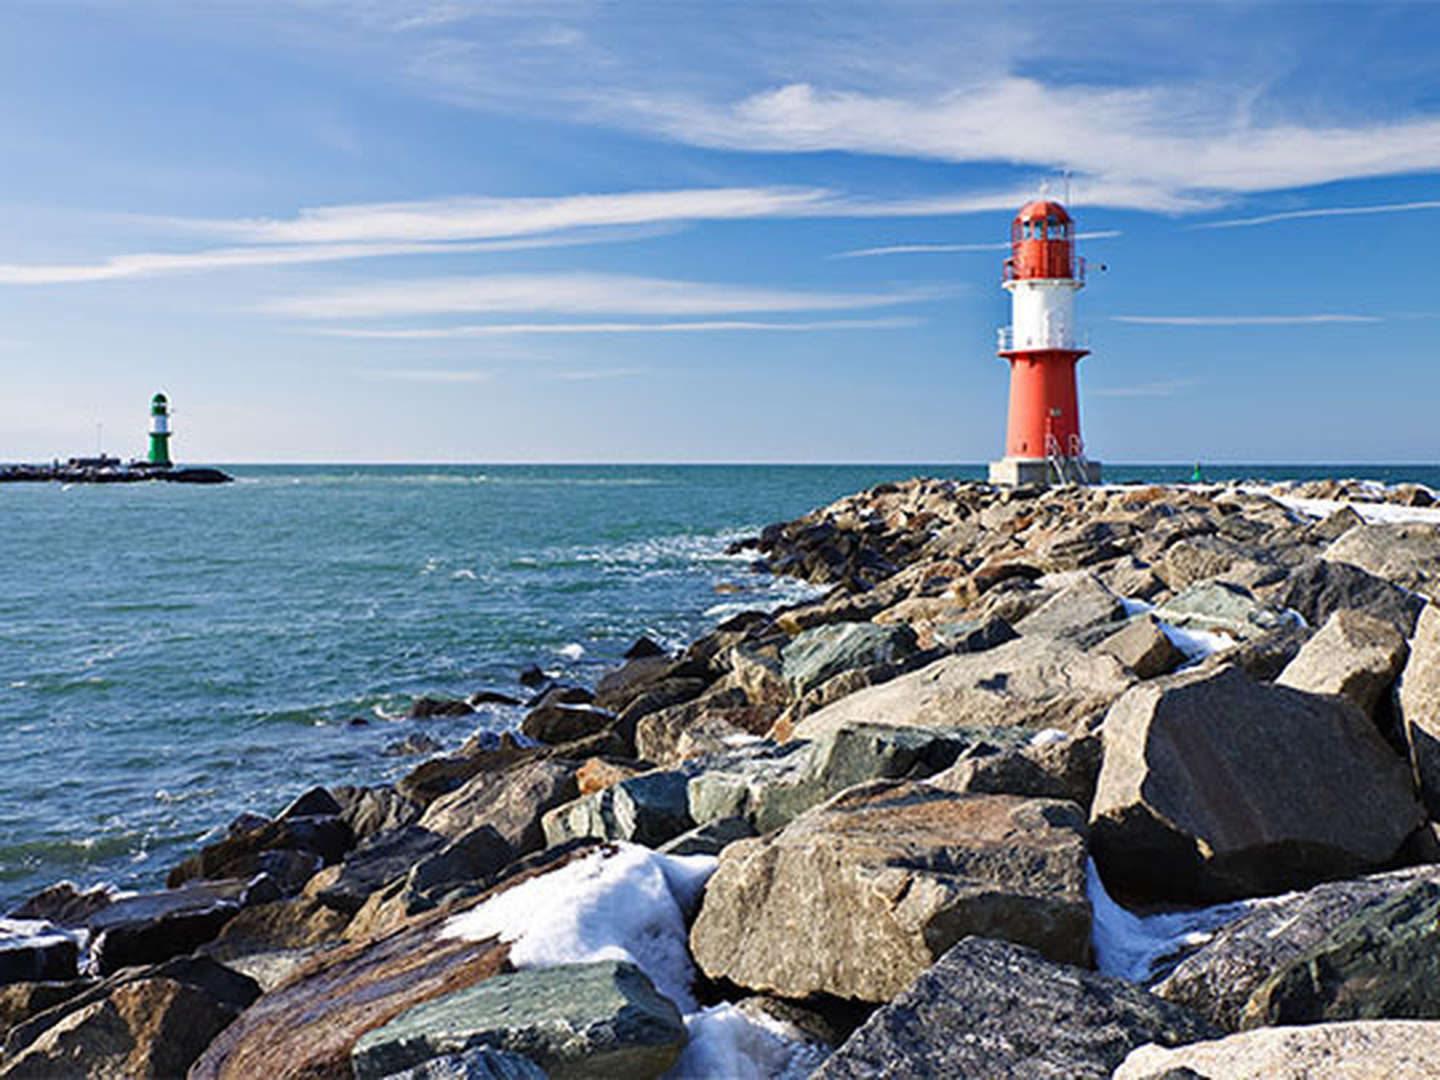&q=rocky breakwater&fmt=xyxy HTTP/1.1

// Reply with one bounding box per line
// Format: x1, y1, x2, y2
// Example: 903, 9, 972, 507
6, 476, 1440, 1077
